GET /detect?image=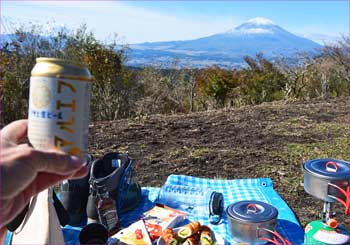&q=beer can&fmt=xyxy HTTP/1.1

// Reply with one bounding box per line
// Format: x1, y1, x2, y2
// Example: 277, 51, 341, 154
28, 57, 93, 162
